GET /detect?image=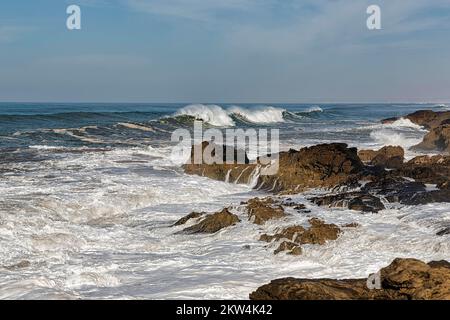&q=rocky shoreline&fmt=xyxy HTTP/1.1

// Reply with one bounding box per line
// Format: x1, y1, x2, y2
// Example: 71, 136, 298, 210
177, 110, 450, 300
